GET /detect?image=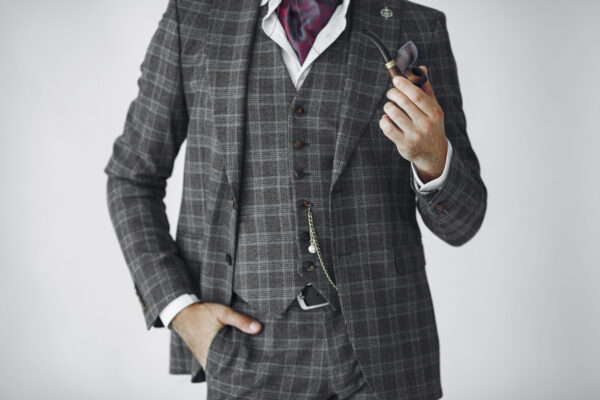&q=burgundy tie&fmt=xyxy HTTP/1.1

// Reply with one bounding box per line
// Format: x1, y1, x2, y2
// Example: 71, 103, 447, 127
277, 0, 342, 66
